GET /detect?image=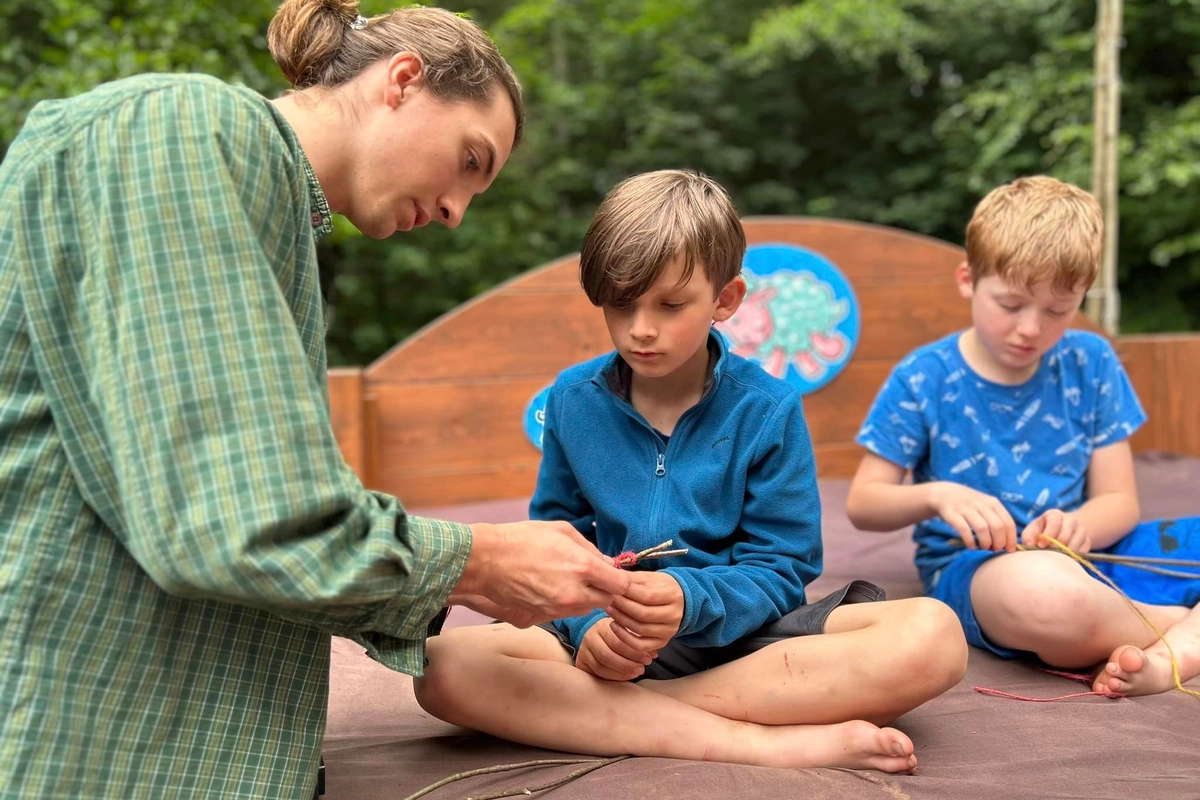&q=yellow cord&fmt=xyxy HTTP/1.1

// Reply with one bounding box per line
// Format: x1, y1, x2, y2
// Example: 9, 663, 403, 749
1026, 536, 1200, 700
